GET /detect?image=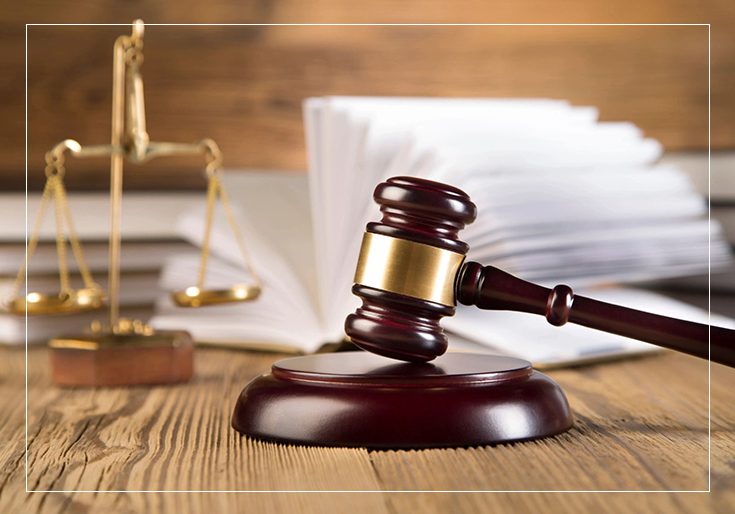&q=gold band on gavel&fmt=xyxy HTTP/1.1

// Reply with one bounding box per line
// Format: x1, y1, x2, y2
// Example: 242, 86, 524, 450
353, 232, 465, 307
